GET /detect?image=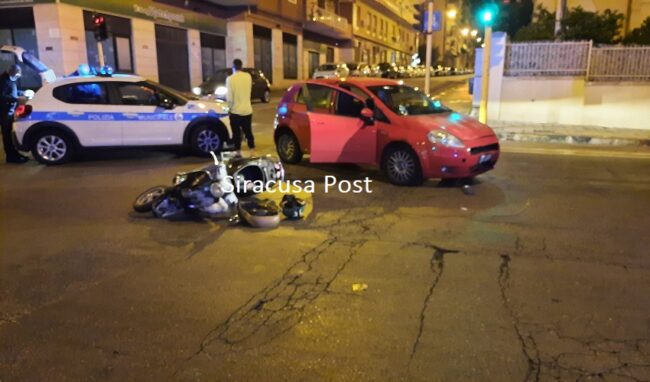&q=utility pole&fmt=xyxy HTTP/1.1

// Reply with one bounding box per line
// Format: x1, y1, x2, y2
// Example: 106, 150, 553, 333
624, 0, 633, 36
97, 42, 105, 68
554, 0, 566, 38
424, 1, 434, 95
478, 25, 491, 124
